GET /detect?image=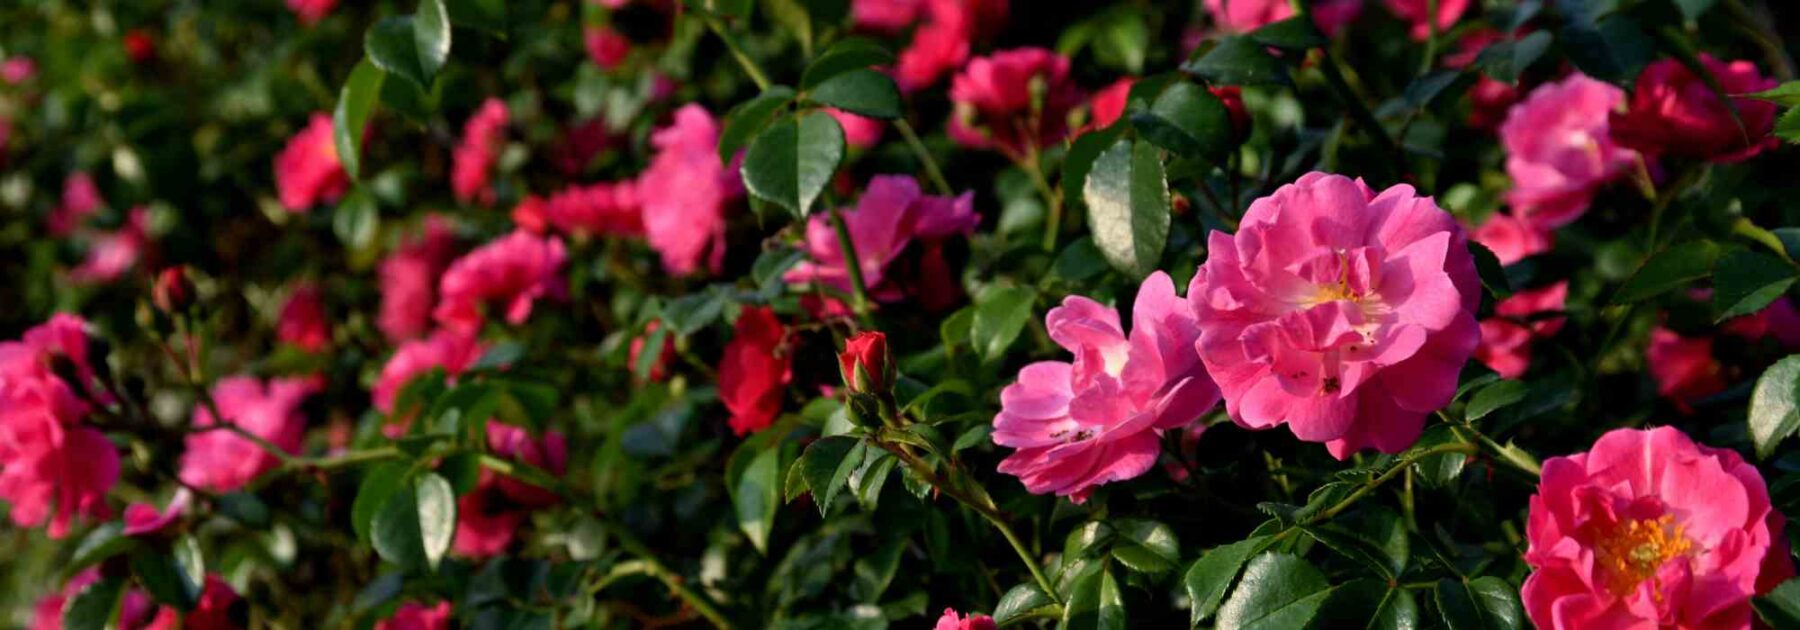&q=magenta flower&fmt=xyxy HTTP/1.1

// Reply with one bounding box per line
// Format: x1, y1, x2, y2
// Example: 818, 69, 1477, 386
521, 180, 643, 238
286, 0, 337, 25
1204, 0, 1362, 36
1523, 427, 1793, 629
179, 376, 317, 492
948, 48, 1084, 159
1610, 55, 1780, 164
123, 489, 191, 537
1647, 328, 1724, 414
1475, 282, 1567, 379
0, 316, 117, 538
826, 108, 885, 150
1, 56, 36, 84
1082, 78, 1134, 136
1189, 172, 1481, 459
934, 608, 996, 630
277, 282, 330, 352
1722, 297, 1800, 350
992, 272, 1221, 503
1501, 74, 1637, 230
486, 422, 567, 509
376, 601, 453, 630
274, 113, 349, 213
378, 216, 458, 344
584, 26, 632, 69
69, 207, 150, 285
1471, 211, 1552, 266
1381, 0, 1467, 40
48, 171, 103, 237
719, 306, 792, 436
373, 329, 486, 415
893, 0, 1008, 91
637, 105, 741, 275
785, 175, 977, 303
853, 0, 924, 33
433, 230, 567, 335
452, 484, 526, 558
452, 98, 510, 206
